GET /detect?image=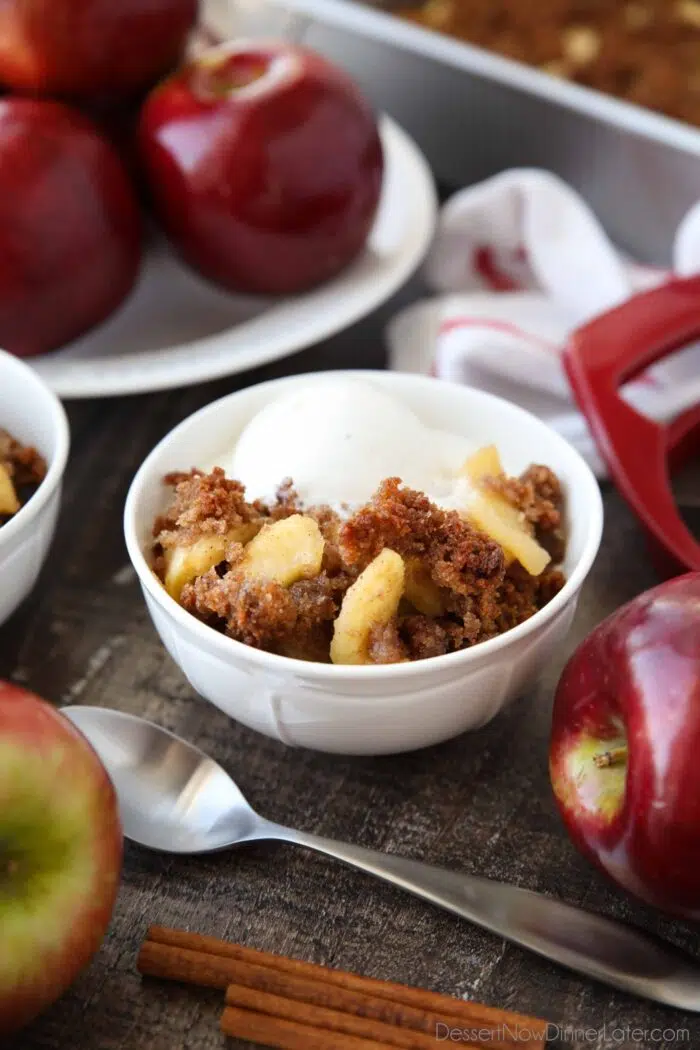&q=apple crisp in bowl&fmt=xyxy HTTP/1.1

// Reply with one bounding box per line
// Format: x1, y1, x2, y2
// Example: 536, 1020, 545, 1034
125, 370, 602, 755
151, 450, 567, 666
0, 428, 47, 528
